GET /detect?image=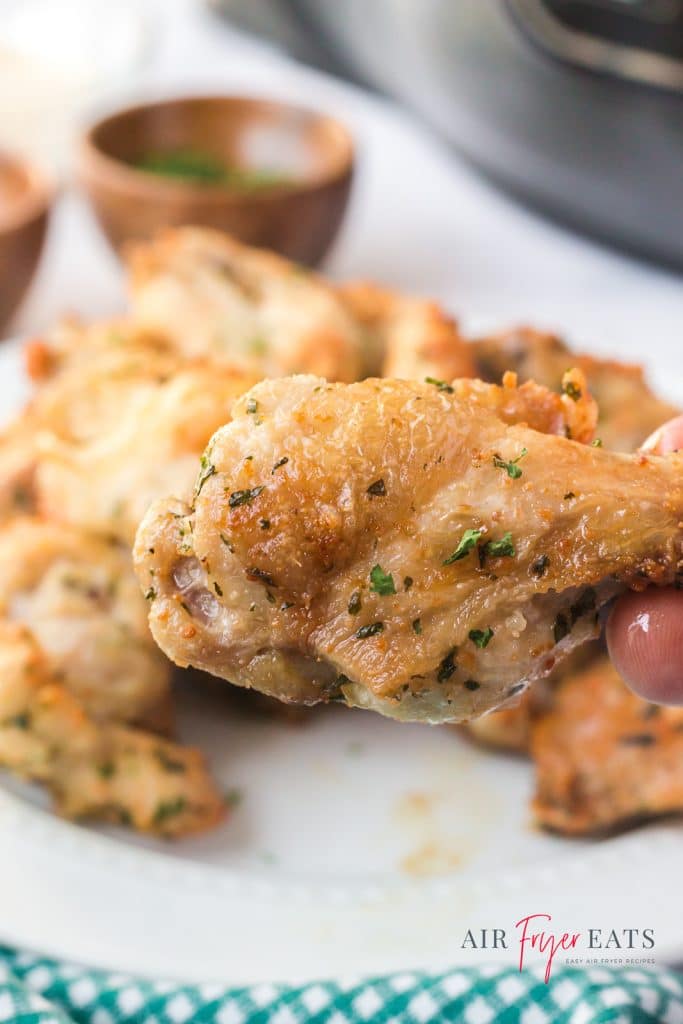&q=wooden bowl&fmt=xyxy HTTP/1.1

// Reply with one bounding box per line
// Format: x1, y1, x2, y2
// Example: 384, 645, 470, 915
0, 153, 51, 334
78, 95, 355, 266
